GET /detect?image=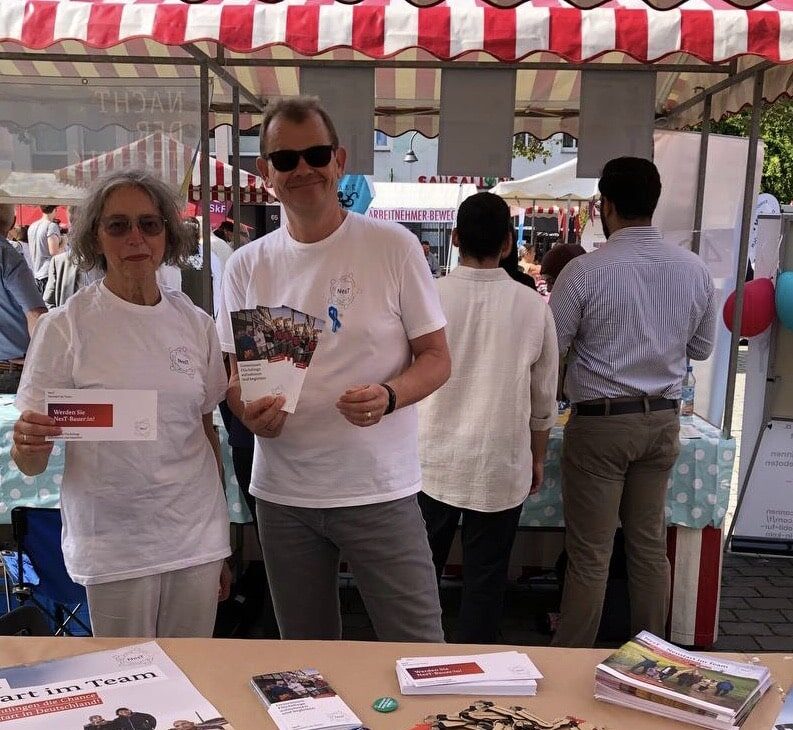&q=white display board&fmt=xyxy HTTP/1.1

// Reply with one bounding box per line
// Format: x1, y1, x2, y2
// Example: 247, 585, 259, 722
731, 419, 793, 556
